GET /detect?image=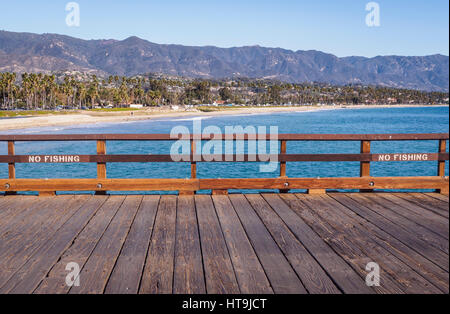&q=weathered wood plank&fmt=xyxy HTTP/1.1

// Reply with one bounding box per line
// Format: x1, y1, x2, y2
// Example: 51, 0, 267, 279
1, 176, 447, 193
212, 195, 273, 294
289, 194, 404, 294
350, 194, 449, 256
338, 194, 448, 269
329, 193, 449, 293
69, 196, 141, 294
298, 194, 442, 294
397, 193, 449, 218
0, 196, 53, 237
229, 194, 307, 294
105, 196, 160, 294
0, 197, 39, 227
139, 195, 177, 294
173, 196, 206, 294
266, 194, 374, 294
379, 194, 449, 236
0, 196, 107, 294
357, 194, 449, 248
246, 194, 341, 294
194, 195, 240, 294
1, 132, 447, 142
424, 193, 449, 203
417, 193, 450, 208
0, 195, 20, 212
0, 196, 88, 288
34, 196, 125, 294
